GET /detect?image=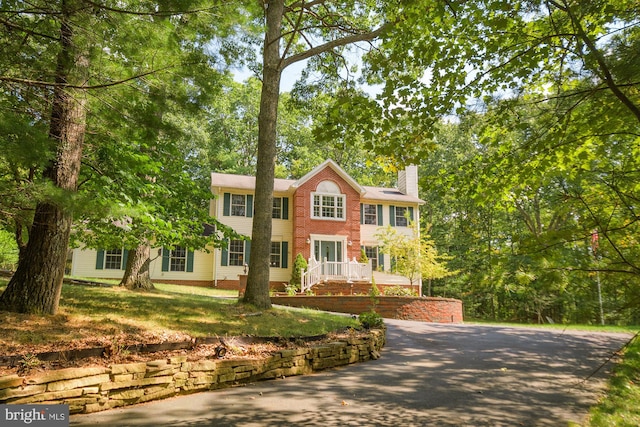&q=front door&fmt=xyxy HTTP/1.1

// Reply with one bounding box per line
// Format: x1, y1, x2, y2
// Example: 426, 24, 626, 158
314, 239, 343, 276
